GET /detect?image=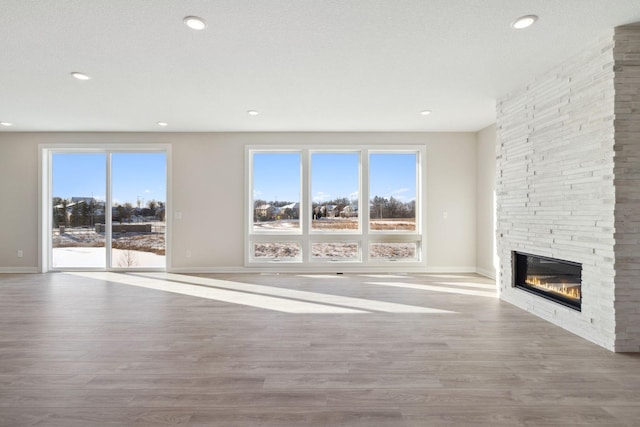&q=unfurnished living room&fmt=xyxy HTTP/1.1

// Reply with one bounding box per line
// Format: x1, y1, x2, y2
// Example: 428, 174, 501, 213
1, 1, 640, 426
